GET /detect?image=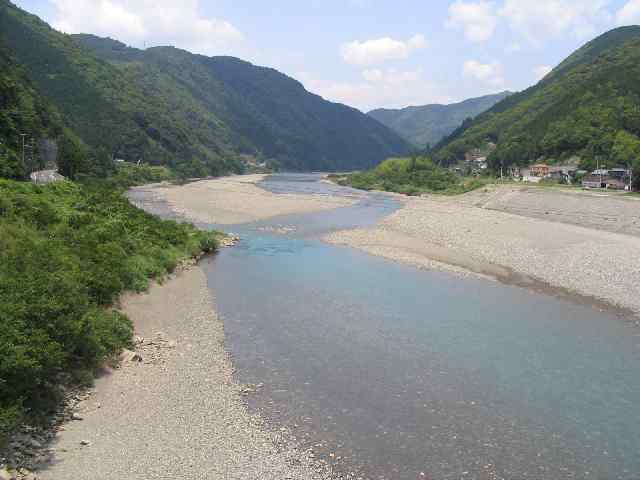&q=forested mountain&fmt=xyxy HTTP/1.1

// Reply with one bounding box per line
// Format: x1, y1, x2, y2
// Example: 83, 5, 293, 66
74, 35, 412, 171
0, 45, 66, 178
434, 26, 640, 171
0, 1, 410, 177
368, 92, 511, 148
